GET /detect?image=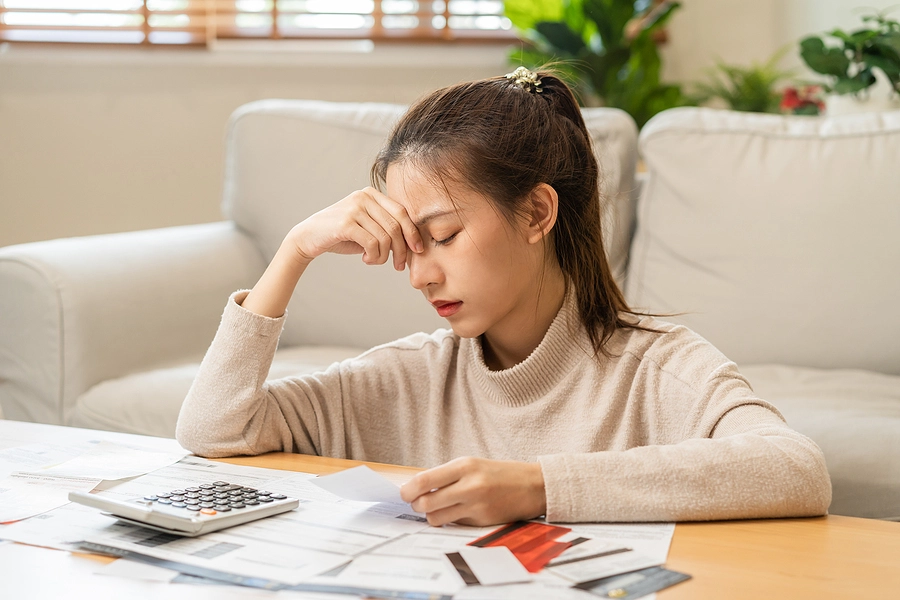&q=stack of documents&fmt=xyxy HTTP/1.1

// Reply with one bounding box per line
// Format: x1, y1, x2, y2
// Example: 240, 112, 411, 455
0, 441, 187, 523
1, 455, 678, 598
